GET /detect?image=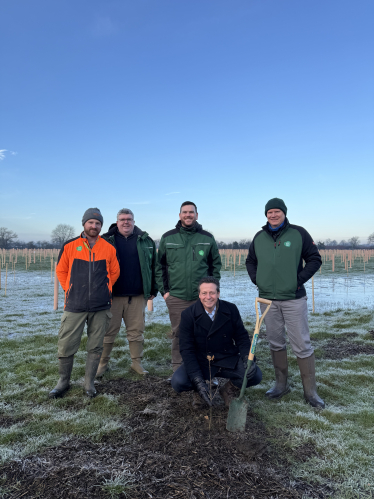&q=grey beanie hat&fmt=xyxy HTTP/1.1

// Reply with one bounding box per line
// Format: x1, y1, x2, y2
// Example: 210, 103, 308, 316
82, 208, 103, 226
265, 198, 287, 216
